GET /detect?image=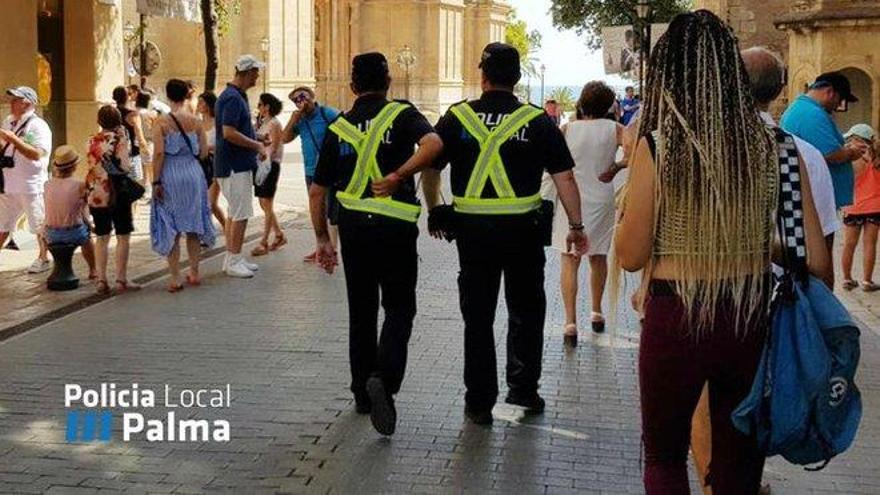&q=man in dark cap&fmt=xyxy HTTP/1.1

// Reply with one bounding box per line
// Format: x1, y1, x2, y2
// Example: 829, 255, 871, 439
424, 42, 588, 425
781, 71, 868, 211
310, 51, 443, 436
